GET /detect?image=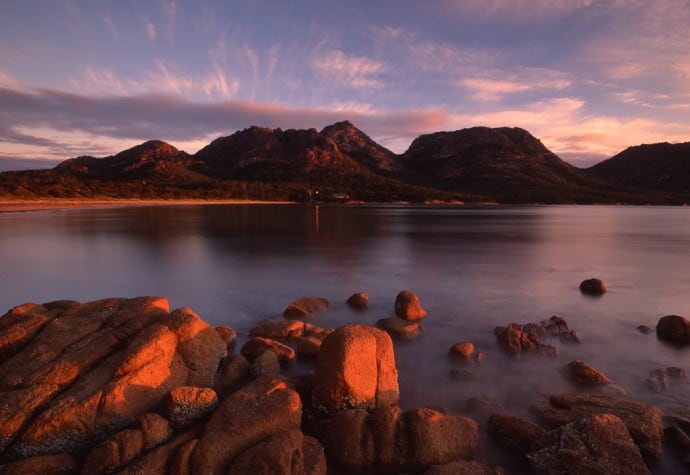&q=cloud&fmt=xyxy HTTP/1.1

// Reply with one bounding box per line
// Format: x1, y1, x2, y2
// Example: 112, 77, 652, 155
461, 69, 572, 101
0, 86, 686, 168
311, 50, 386, 89
102, 14, 118, 36
0, 86, 448, 160
146, 21, 156, 41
